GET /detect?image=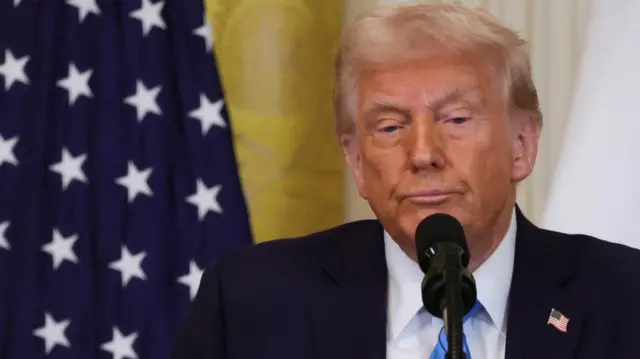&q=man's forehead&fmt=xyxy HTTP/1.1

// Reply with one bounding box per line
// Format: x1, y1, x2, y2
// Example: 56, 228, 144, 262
365, 53, 490, 78
355, 57, 500, 116
360, 63, 491, 94
361, 86, 487, 112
